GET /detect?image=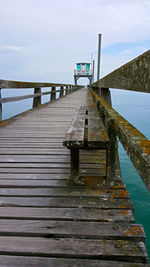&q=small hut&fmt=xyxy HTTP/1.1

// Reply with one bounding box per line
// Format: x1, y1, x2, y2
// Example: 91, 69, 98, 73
74, 63, 93, 85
